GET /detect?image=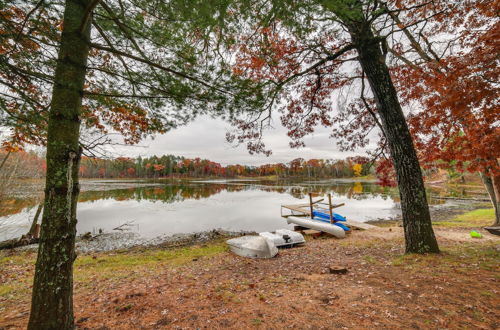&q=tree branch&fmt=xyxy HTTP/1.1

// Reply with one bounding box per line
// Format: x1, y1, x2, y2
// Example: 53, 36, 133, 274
89, 42, 231, 95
